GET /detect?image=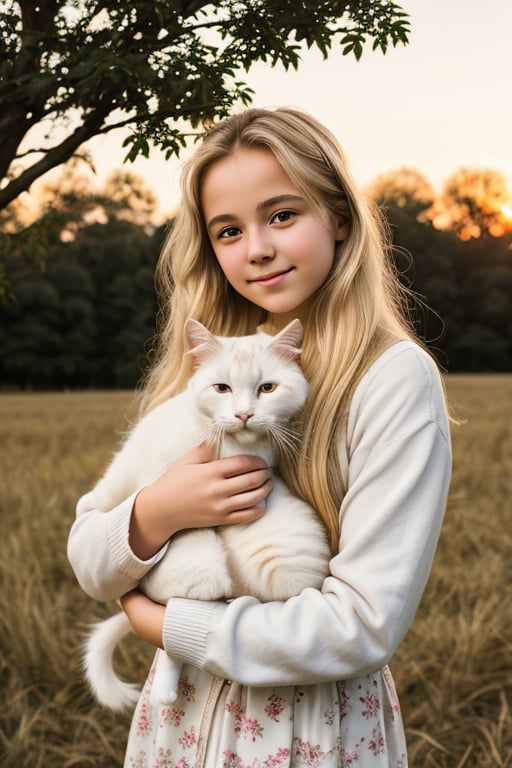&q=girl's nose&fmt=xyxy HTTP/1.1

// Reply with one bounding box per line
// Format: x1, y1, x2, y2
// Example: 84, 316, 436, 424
247, 228, 275, 264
